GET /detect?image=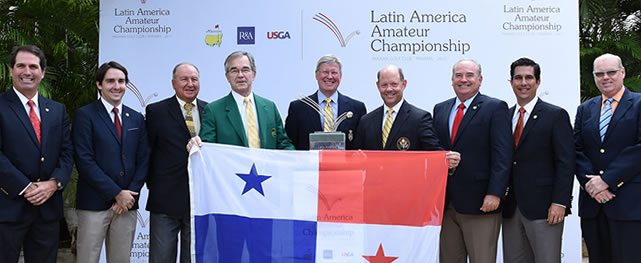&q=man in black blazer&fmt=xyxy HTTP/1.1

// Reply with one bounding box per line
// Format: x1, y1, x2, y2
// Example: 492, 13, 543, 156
501, 58, 574, 263
576, 53, 641, 263
433, 59, 512, 263
353, 65, 461, 165
0, 45, 73, 263
285, 55, 366, 150
146, 63, 206, 263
